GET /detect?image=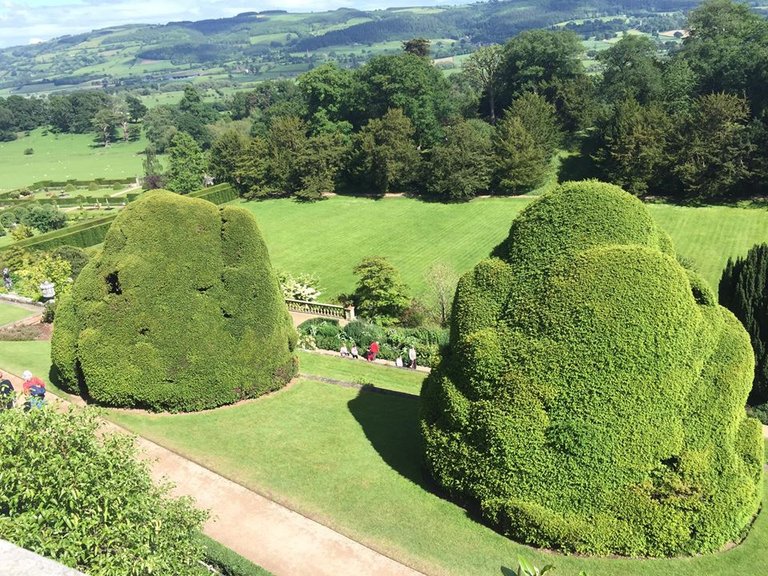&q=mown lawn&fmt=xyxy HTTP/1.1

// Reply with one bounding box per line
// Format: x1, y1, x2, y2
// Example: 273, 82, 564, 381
0, 129, 148, 192
296, 350, 425, 395
0, 340, 51, 381
241, 195, 768, 302
1, 343, 766, 576
0, 302, 36, 327
244, 196, 529, 302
